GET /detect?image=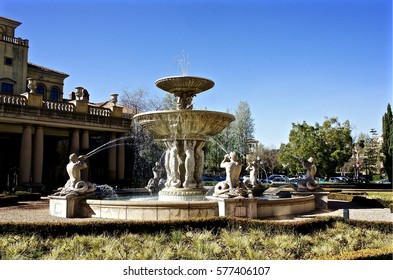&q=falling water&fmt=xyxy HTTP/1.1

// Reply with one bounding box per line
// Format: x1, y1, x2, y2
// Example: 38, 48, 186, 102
86, 136, 130, 158
208, 137, 228, 154
177, 50, 190, 76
